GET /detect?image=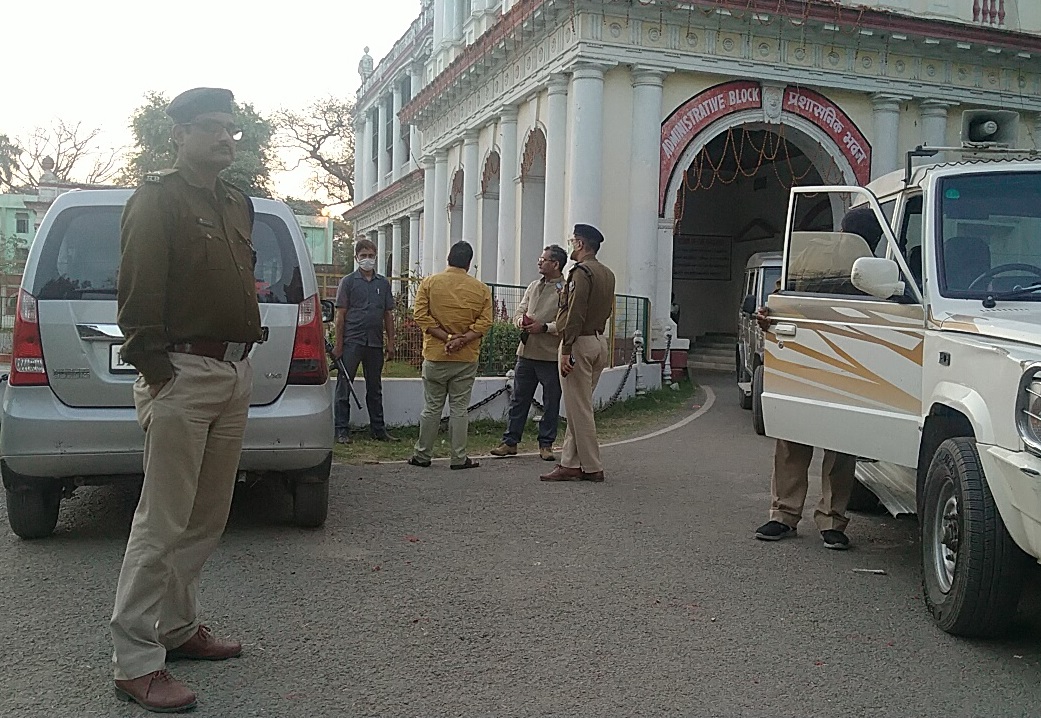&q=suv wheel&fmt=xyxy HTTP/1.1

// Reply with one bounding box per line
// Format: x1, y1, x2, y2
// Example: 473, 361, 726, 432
921, 437, 1027, 637
6, 487, 61, 539
287, 454, 332, 529
751, 365, 766, 436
